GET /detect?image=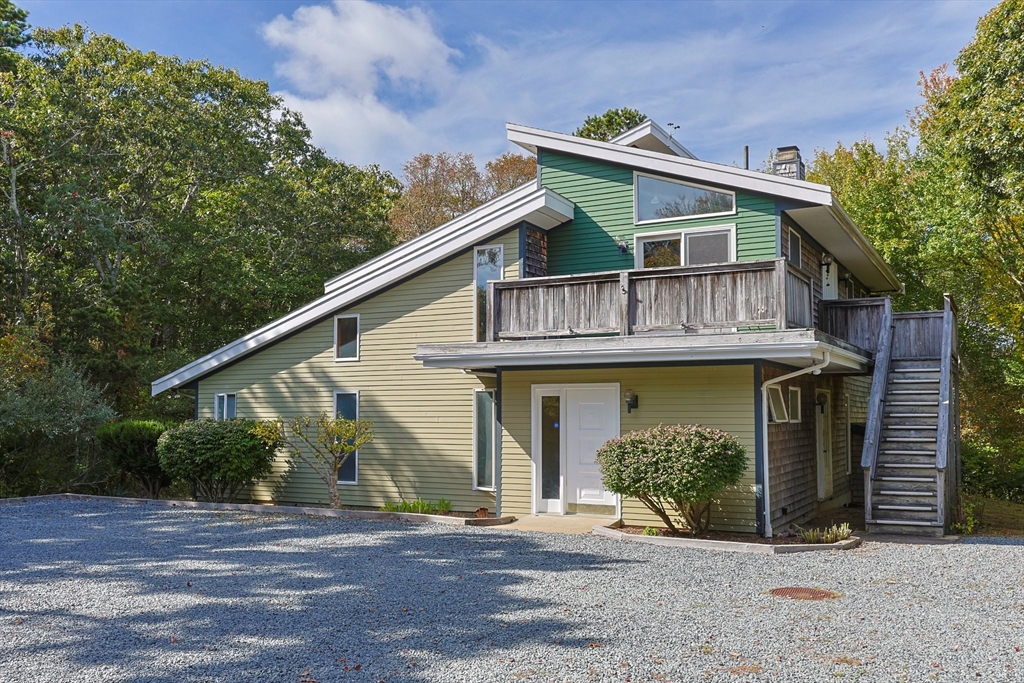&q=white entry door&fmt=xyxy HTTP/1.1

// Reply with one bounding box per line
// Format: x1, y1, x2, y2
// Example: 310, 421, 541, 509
532, 384, 619, 514
816, 389, 833, 500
